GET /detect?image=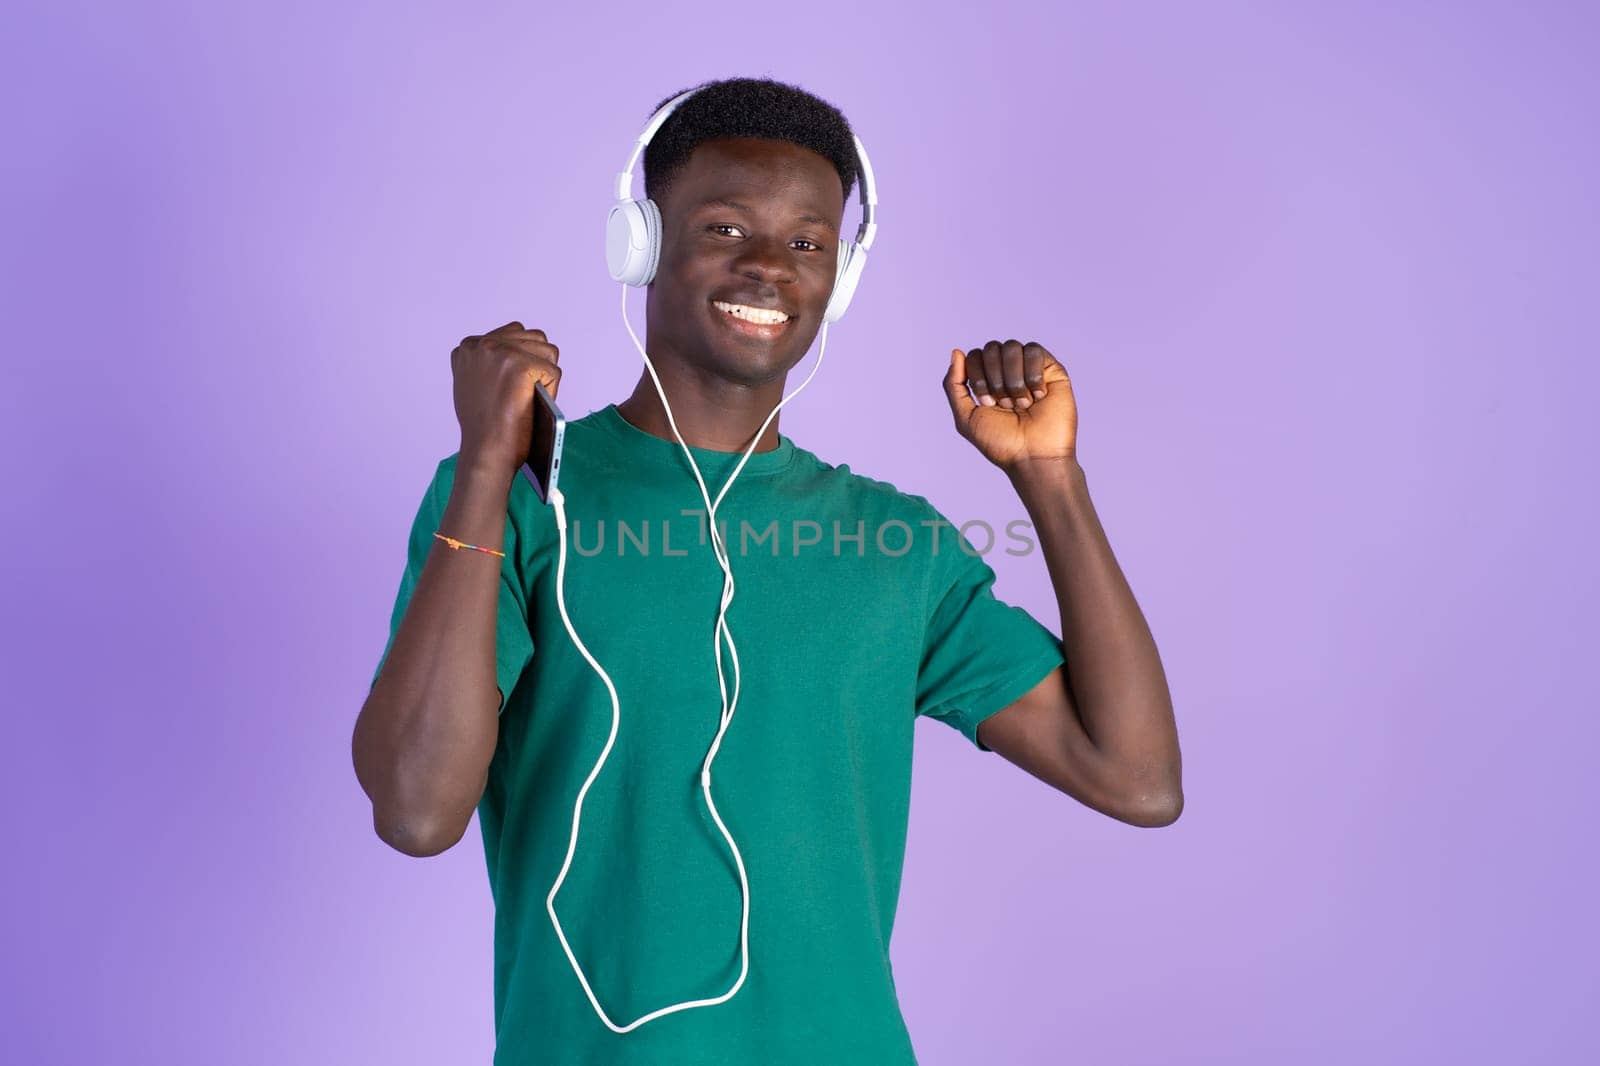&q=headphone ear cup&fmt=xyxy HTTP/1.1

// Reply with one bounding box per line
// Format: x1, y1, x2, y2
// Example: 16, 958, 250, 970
605, 198, 663, 286
822, 240, 867, 324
